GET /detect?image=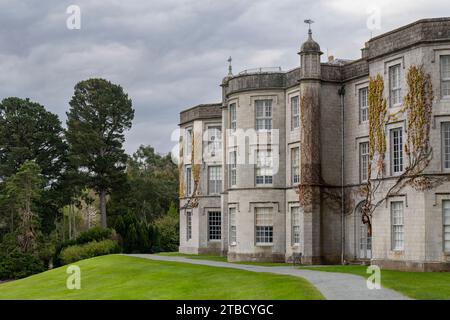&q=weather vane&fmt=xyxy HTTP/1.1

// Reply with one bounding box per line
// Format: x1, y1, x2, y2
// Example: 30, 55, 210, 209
304, 19, 314, 34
